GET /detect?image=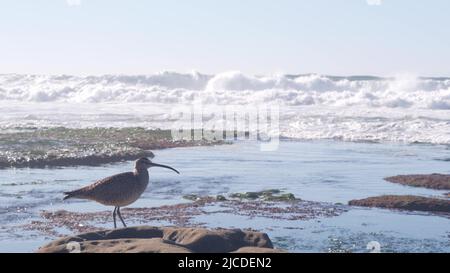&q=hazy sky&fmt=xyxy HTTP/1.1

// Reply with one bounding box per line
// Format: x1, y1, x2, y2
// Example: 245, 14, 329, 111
1, 0, 449, 76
